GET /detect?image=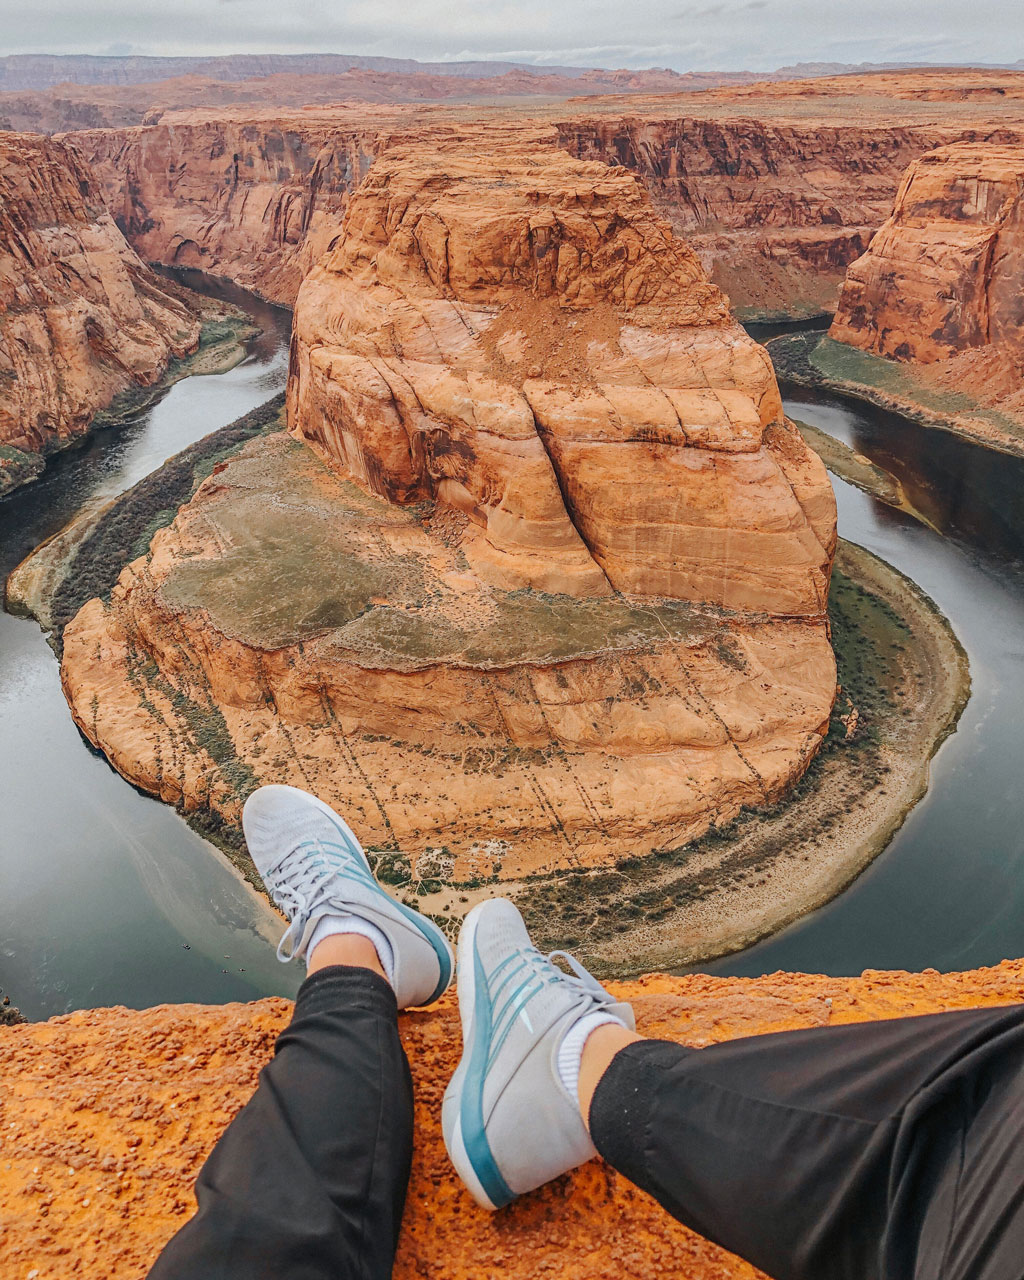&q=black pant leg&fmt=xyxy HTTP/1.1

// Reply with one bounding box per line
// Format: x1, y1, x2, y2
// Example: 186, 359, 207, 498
148, 966, 413, 1280
590, 1004, 1024, 1280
